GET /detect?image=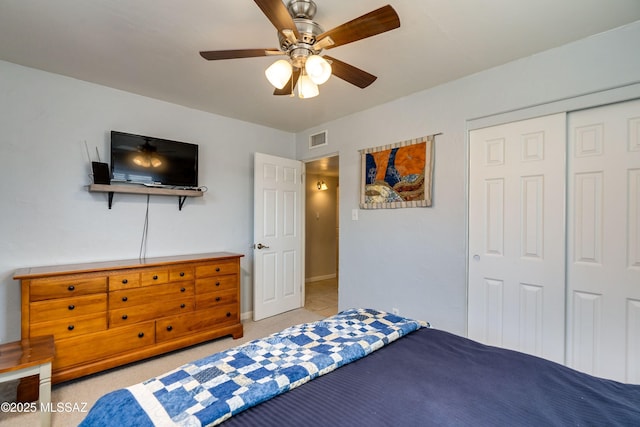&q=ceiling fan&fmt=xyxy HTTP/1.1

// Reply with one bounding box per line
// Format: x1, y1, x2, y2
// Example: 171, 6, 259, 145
199, 0, 400, 98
